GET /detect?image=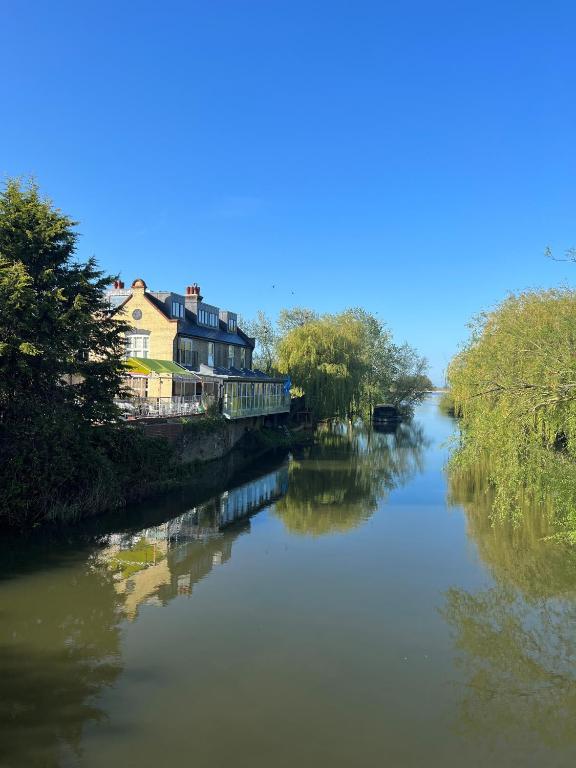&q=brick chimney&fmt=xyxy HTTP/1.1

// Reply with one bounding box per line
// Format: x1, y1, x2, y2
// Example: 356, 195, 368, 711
185, 283, 203, 312
113, 279, 125, 289
131, 278, 147, 295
